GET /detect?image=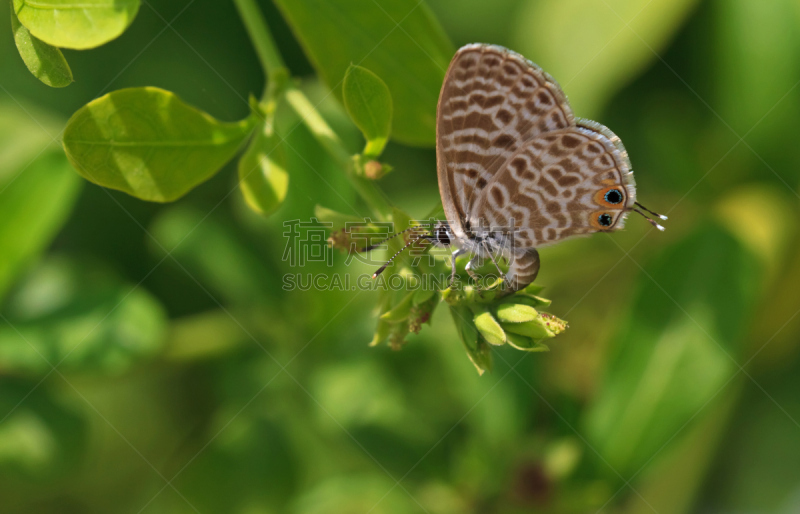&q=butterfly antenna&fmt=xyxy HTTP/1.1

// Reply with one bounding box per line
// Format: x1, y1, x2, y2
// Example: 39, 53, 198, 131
359, 226, 419, 252
372, 233, 426, 279
635, 202, 668, 221
633, 208, 666, 232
